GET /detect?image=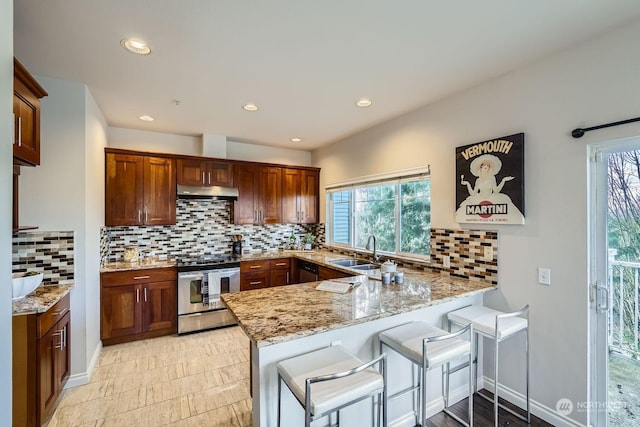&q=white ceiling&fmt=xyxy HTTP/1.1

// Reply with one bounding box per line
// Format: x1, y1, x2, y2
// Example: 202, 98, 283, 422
13, 1, 640, 150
